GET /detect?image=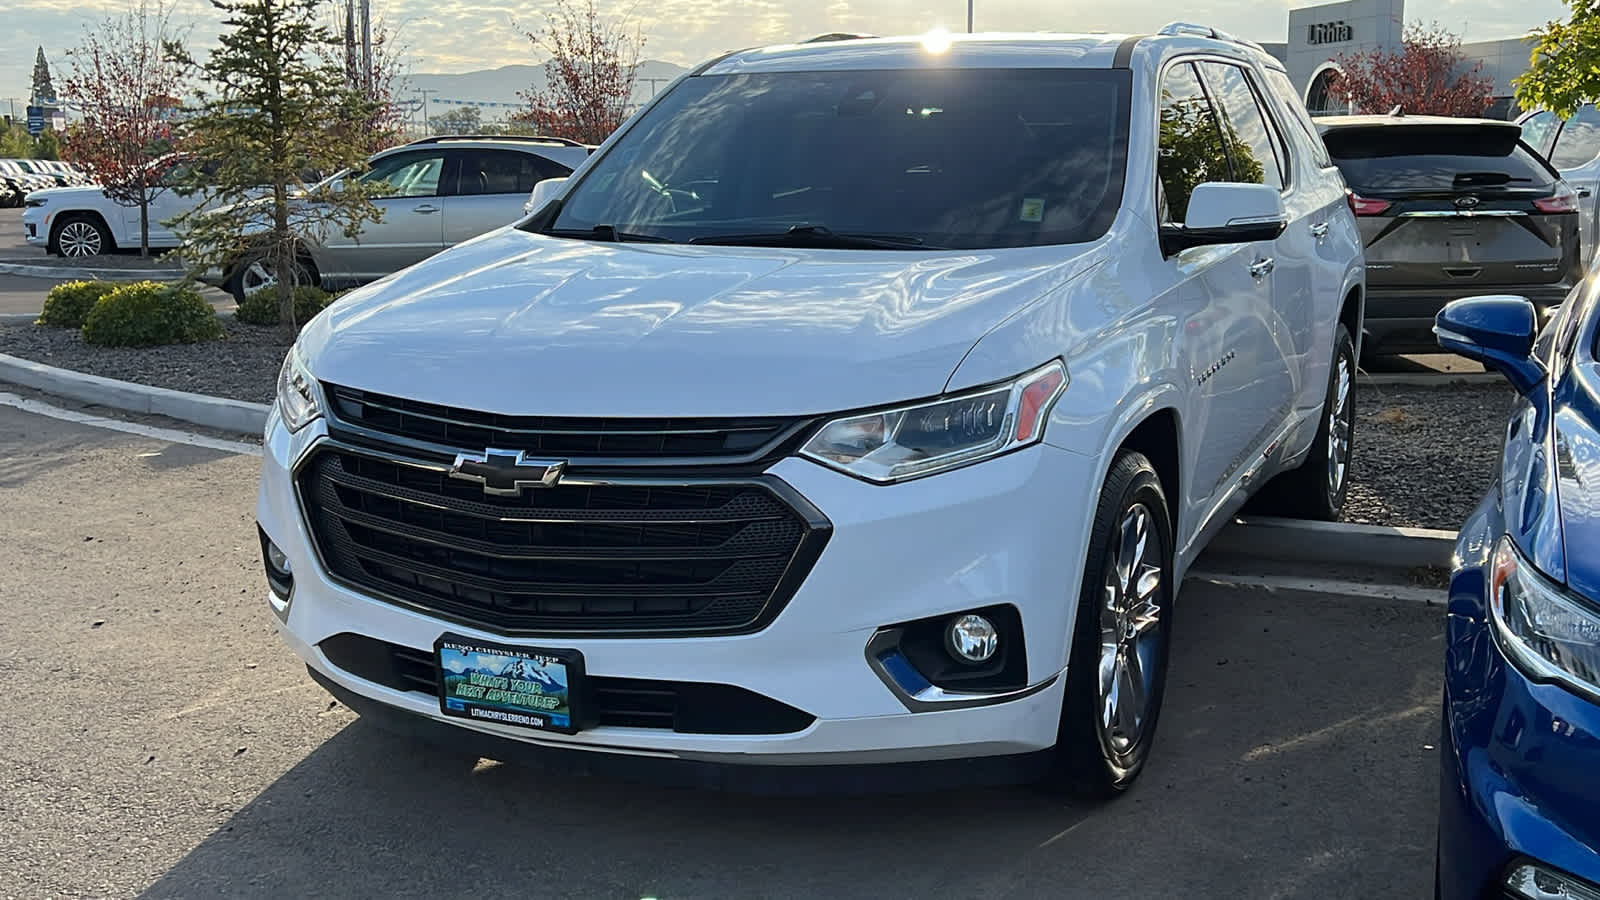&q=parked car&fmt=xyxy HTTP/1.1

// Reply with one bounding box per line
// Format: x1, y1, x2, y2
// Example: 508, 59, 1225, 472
1316, 114, 1582, 357
1433, 275, 1600, 897
204, 135, 591, 300
21, 154, 222, 257
1518, 104, 1600, 267
0, 160, 44, 207
254, 27, 1364, 794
